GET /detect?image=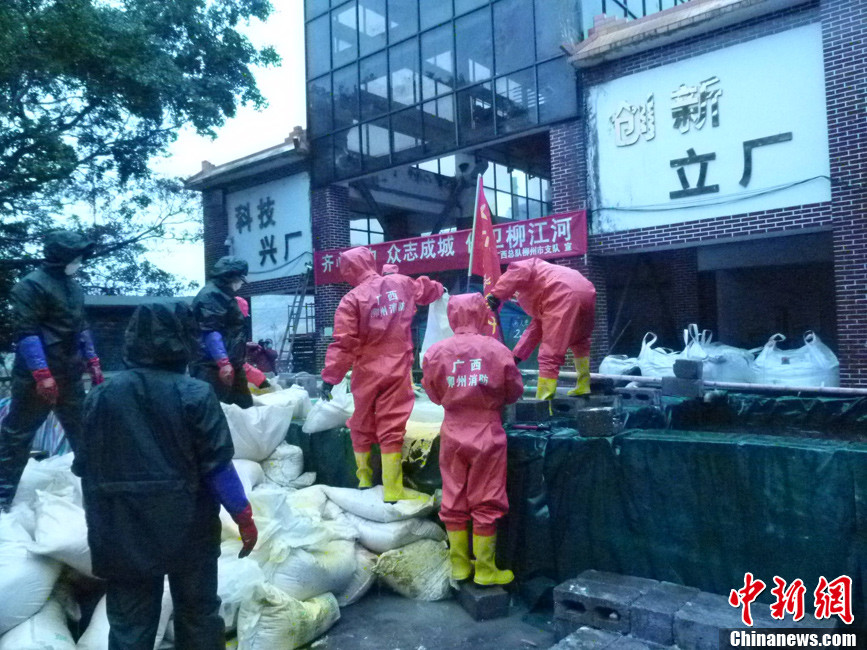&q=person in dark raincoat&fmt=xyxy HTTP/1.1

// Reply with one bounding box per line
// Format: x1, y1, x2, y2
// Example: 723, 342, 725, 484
190, 256, 253, 408
78, 301, 258, 650
0, 229, 103, 511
